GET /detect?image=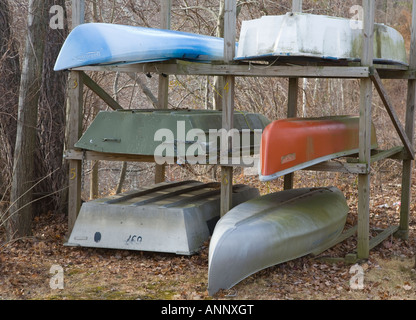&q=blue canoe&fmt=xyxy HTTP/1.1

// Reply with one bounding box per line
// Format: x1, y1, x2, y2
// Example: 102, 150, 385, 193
54, 23, 228, 71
